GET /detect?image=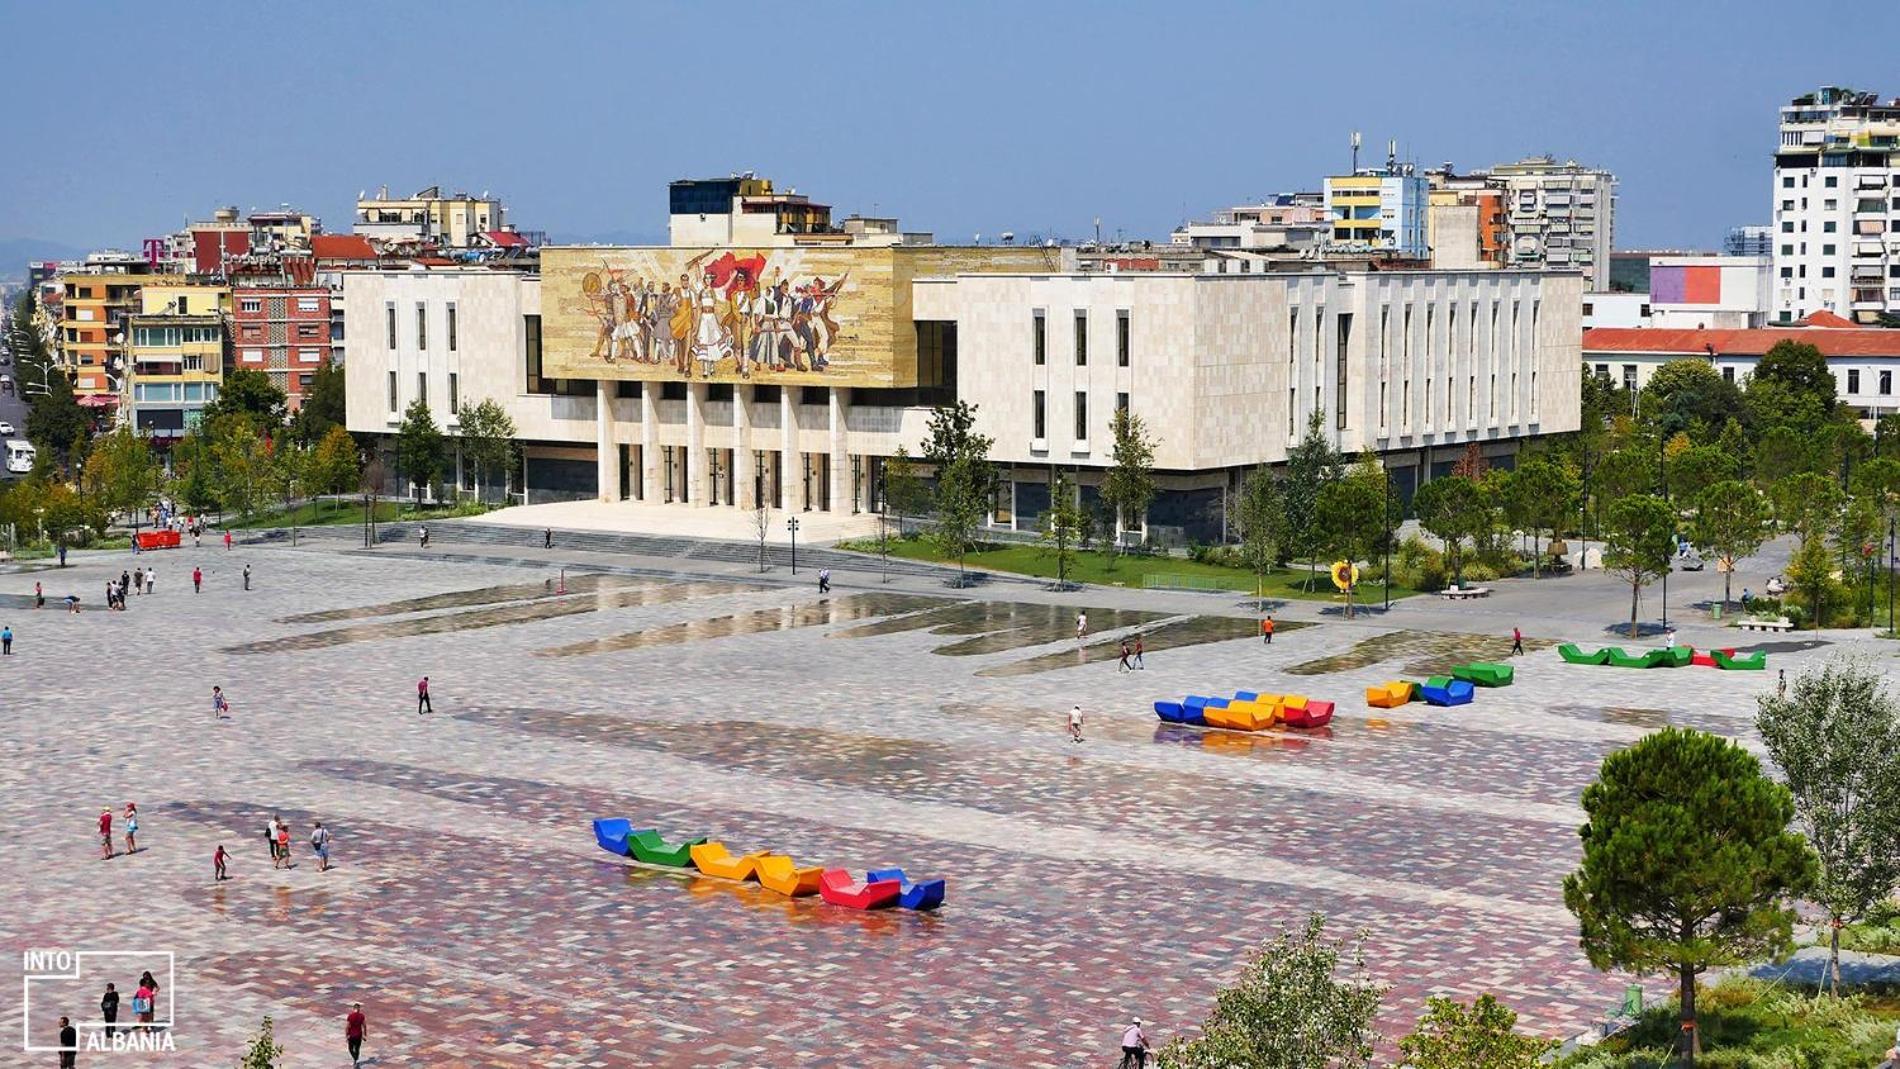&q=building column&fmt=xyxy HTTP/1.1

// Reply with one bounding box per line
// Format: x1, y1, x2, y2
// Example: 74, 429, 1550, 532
780, 387, 799, 510
686, 382, 708, 506
828, 386, 850, 513
595, 381, 616, 502
735, 386, 757, 510
639, 385, 660, 502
